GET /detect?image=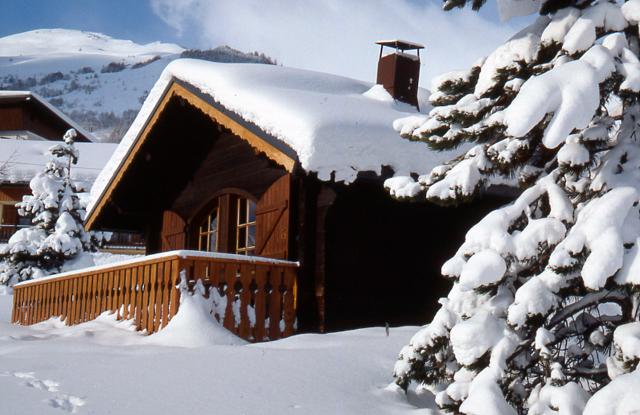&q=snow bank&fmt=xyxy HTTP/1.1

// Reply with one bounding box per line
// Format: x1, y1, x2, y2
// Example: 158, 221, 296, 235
88, 59, 453, 213
0, 293, 422, 415
145, 275, 246, 348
